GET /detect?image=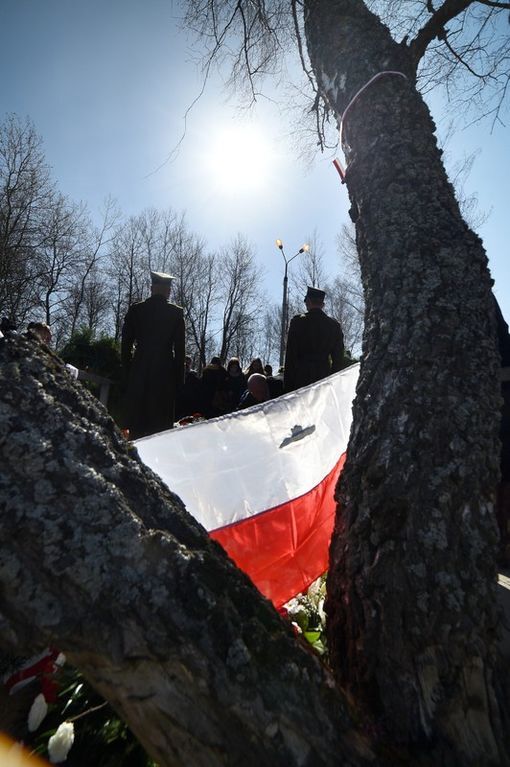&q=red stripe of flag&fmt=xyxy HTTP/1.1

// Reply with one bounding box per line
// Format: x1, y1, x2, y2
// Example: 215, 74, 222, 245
211, 453, 346, 607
